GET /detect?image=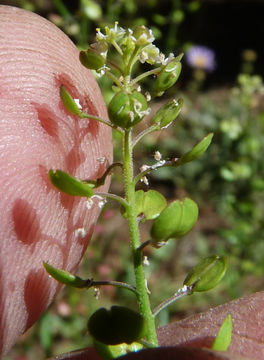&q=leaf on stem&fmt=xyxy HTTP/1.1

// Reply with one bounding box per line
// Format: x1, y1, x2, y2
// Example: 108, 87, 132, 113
176, 133, 214, 166
43, 262, 87, 288
150, 198, 198, 242
211, 314, 233, 351
88, 306, 146, 345
183, 255, 228, 292
49, 169, 94, 197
